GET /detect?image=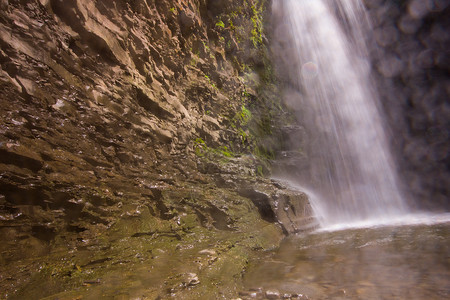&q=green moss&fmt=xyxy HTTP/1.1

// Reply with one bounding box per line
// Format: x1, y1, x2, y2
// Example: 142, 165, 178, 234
257, 165, 264, 177
194, 137, 235, 159
239, 105, 252, 125
194, 137, 207, 157
250, 2, 264, 47
215, 20, 225, 28
204, 74, 218, 90
219, 146, 234, 157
